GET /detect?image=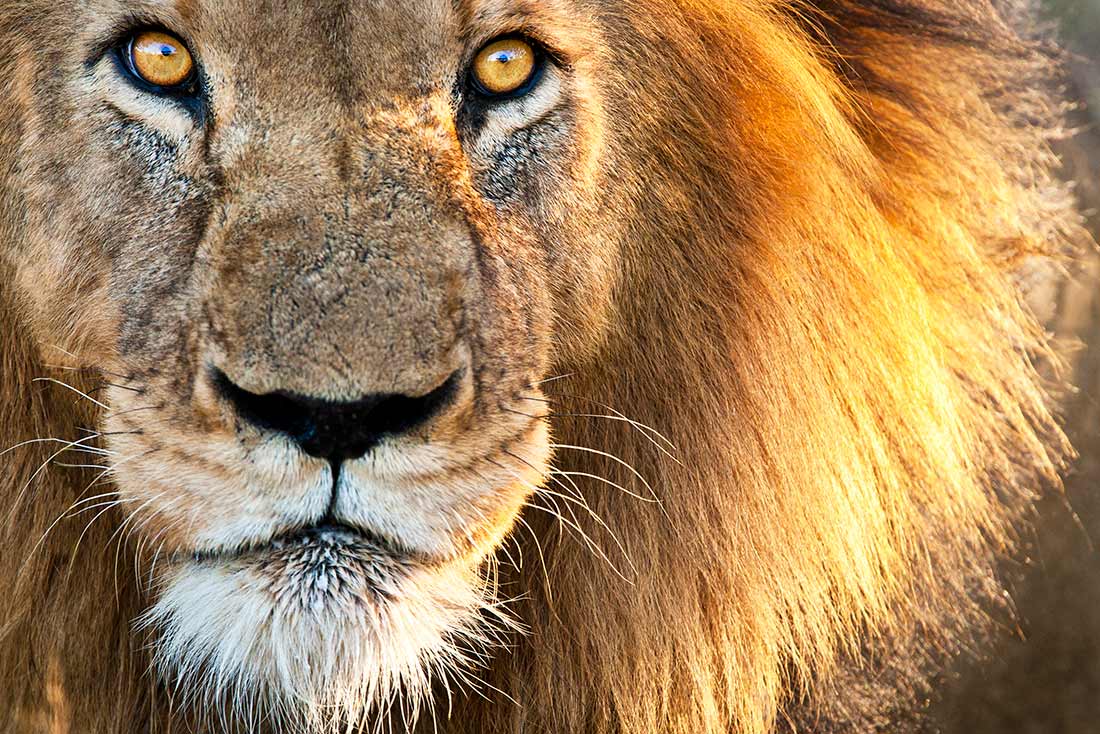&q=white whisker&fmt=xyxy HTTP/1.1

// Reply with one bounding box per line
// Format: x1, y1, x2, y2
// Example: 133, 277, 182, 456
31, 376, 111, 409
547, 443, 659, 503
4, 433, 109, 526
